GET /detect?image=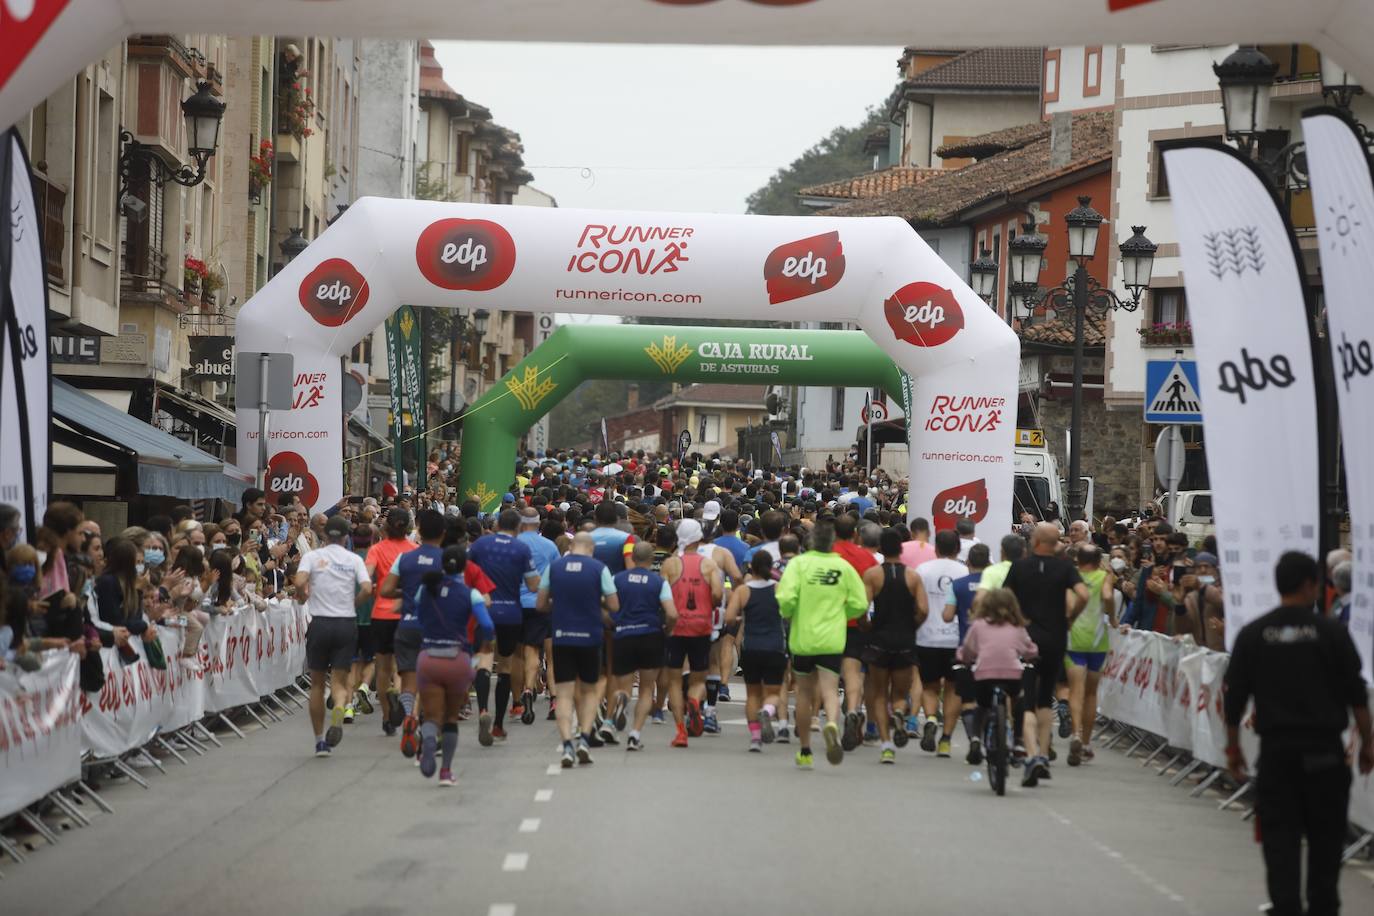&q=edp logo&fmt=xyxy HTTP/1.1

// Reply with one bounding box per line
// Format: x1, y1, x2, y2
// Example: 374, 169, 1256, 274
1337, 330, 1373, 392
902, 301, 946, 328
1216, 347, 1294, 404
269, 474, 304, 493
315, 280, 354, 304
781, 251, 828, 285
441, 237, 489, 272
942, 496, 979, 517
